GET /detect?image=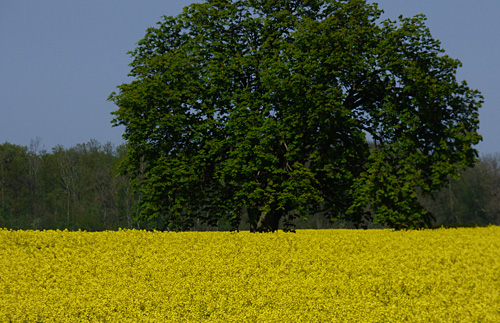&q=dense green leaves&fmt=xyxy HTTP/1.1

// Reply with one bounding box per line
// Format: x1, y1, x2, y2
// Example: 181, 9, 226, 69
1, 141, 498, 231
110, 0, 482, 231
0, 140, 139, 230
